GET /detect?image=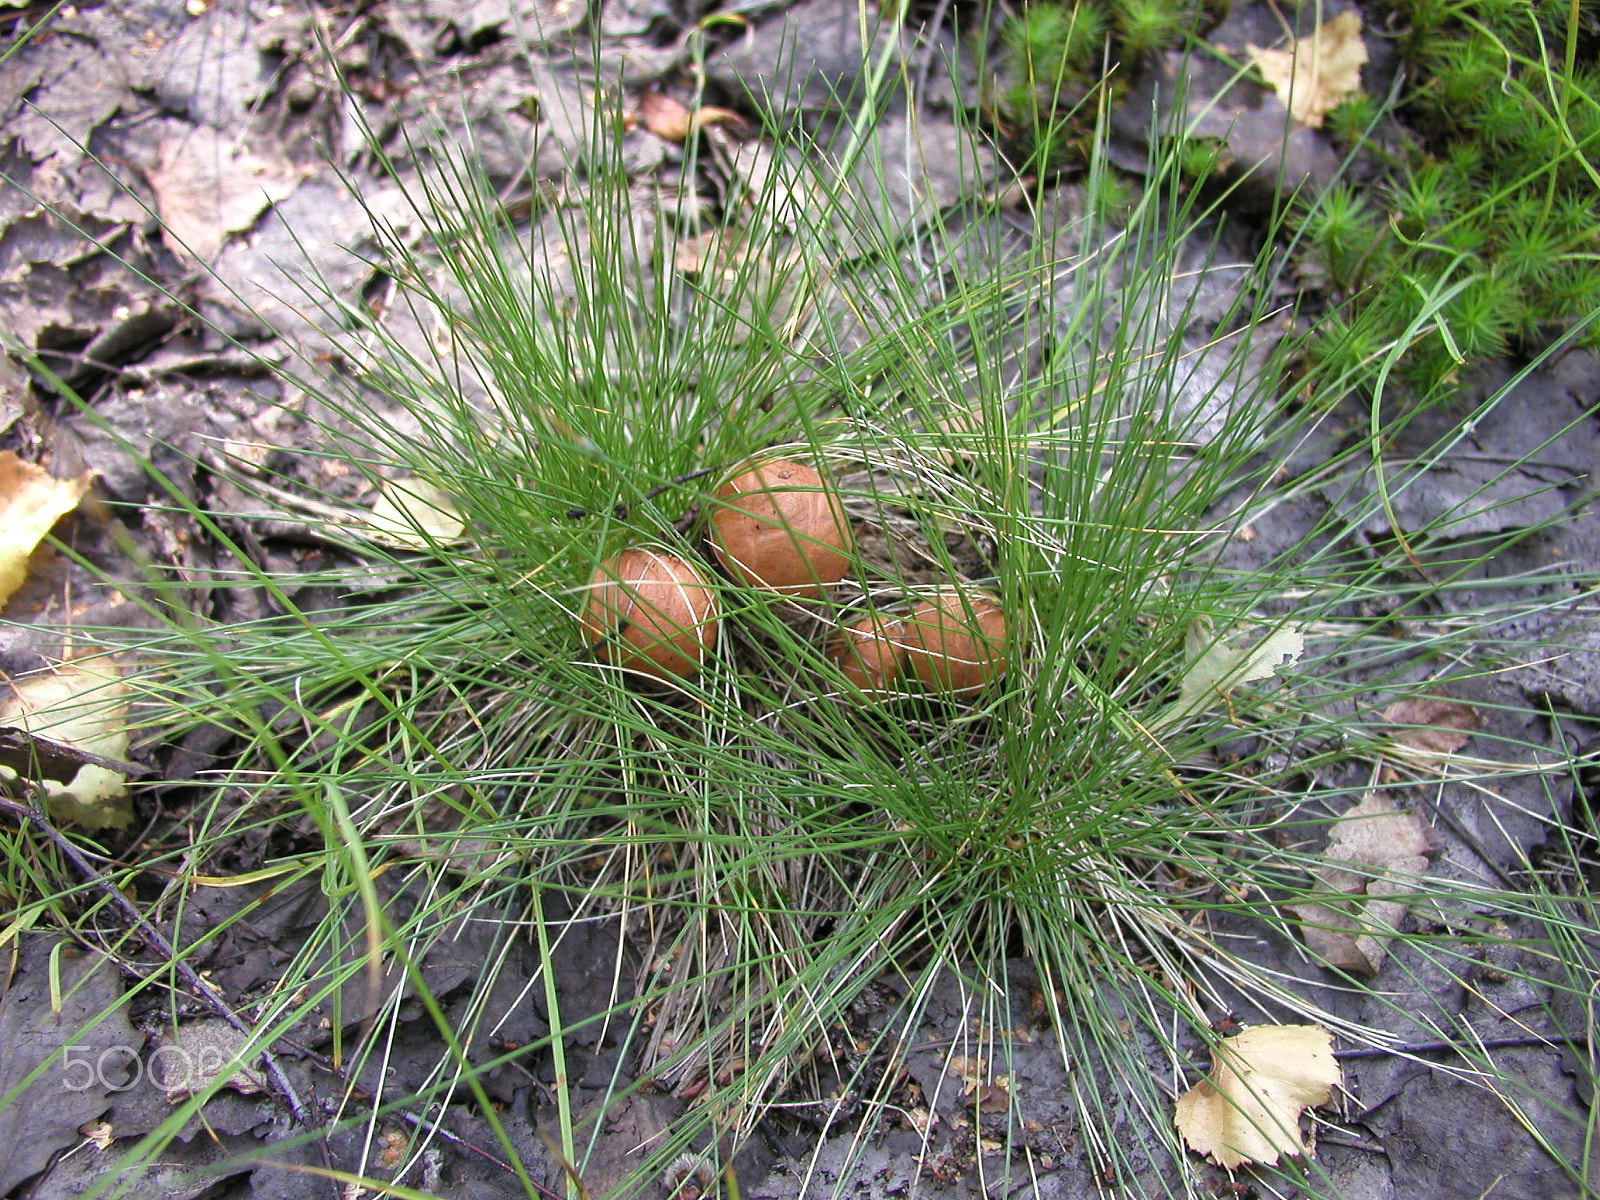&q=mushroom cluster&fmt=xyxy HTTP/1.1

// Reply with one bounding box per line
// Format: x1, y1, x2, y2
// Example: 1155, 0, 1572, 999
827, 589, 1007, 698
579, 456, 1007, 699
